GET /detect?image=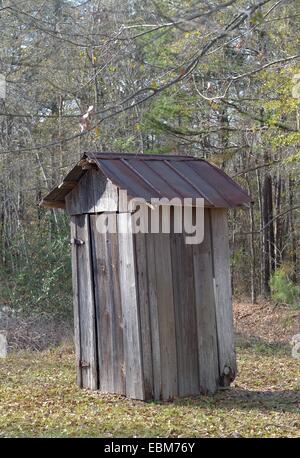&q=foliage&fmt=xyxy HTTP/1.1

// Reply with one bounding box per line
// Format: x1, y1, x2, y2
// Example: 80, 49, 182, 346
270, 268, 300, 308
0, 0, 299, 320
0, 213, 72, 321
